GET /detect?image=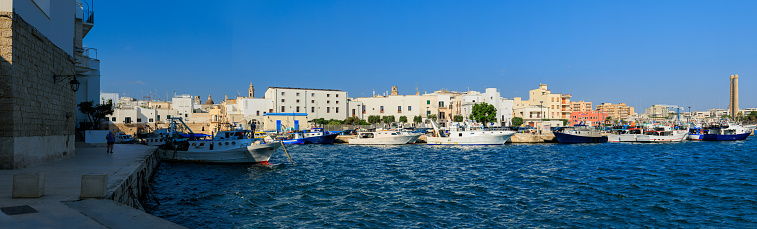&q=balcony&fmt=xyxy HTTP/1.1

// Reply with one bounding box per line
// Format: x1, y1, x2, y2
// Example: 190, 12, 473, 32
81, 0, 95, 37
75, 48, 98, 73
